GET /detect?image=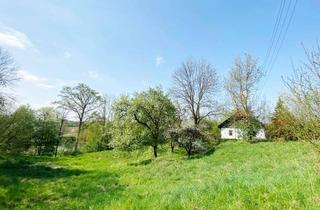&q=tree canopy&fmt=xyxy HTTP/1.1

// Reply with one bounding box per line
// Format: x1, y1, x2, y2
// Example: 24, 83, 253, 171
112, 87, 177, 157
56, 83, 102, 152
